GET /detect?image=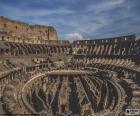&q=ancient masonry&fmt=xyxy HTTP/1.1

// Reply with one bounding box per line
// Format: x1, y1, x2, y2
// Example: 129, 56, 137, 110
0, 16, 58, 43
0, 17, 140, 116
